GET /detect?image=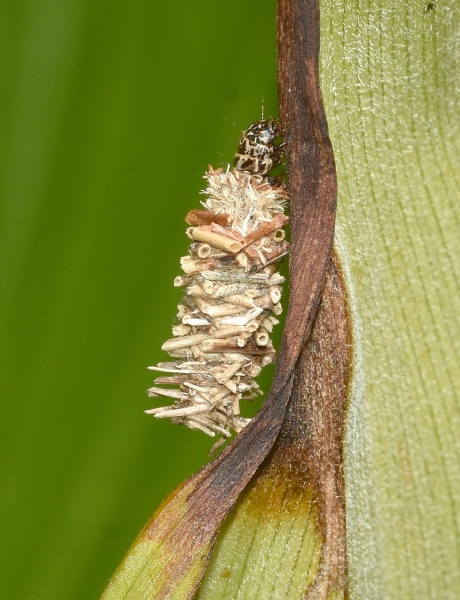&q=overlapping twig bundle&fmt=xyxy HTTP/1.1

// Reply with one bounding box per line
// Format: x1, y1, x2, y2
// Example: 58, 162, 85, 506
146, 121, 289, 449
